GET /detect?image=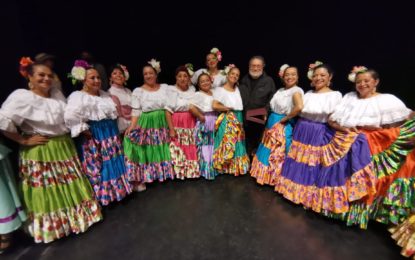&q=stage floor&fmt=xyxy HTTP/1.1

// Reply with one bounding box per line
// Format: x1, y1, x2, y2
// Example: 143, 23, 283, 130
2, 175, 404, 260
